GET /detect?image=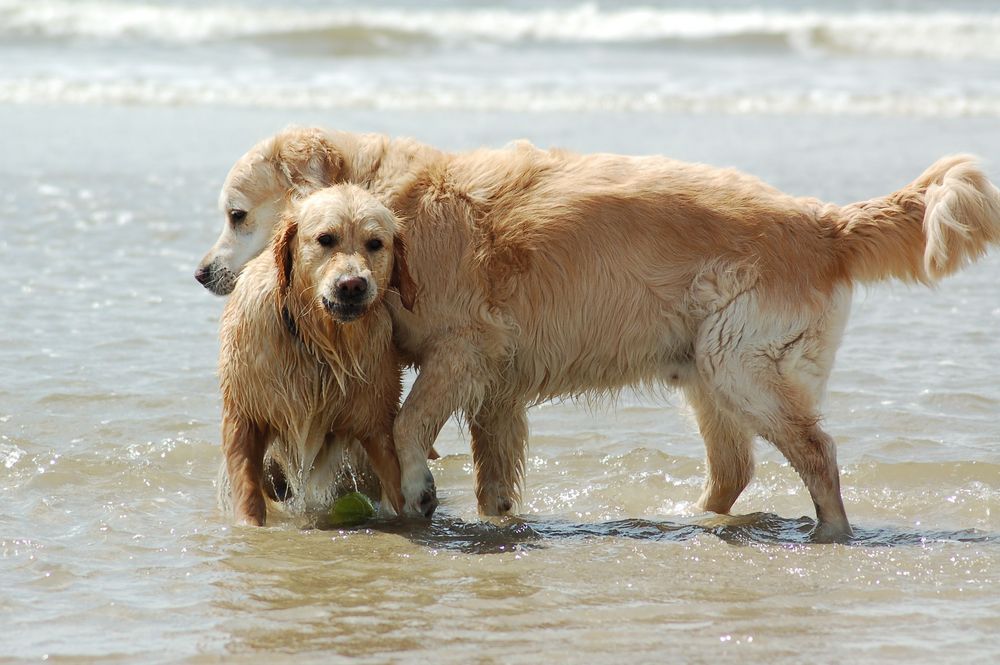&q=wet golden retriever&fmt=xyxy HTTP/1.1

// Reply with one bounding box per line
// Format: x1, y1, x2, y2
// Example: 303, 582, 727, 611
209, 127, 1000, 540
218, 183, 415, 526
